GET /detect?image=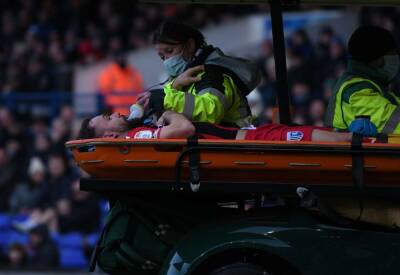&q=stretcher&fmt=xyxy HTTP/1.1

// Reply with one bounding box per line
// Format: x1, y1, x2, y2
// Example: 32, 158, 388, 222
67, 136, 400, 196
